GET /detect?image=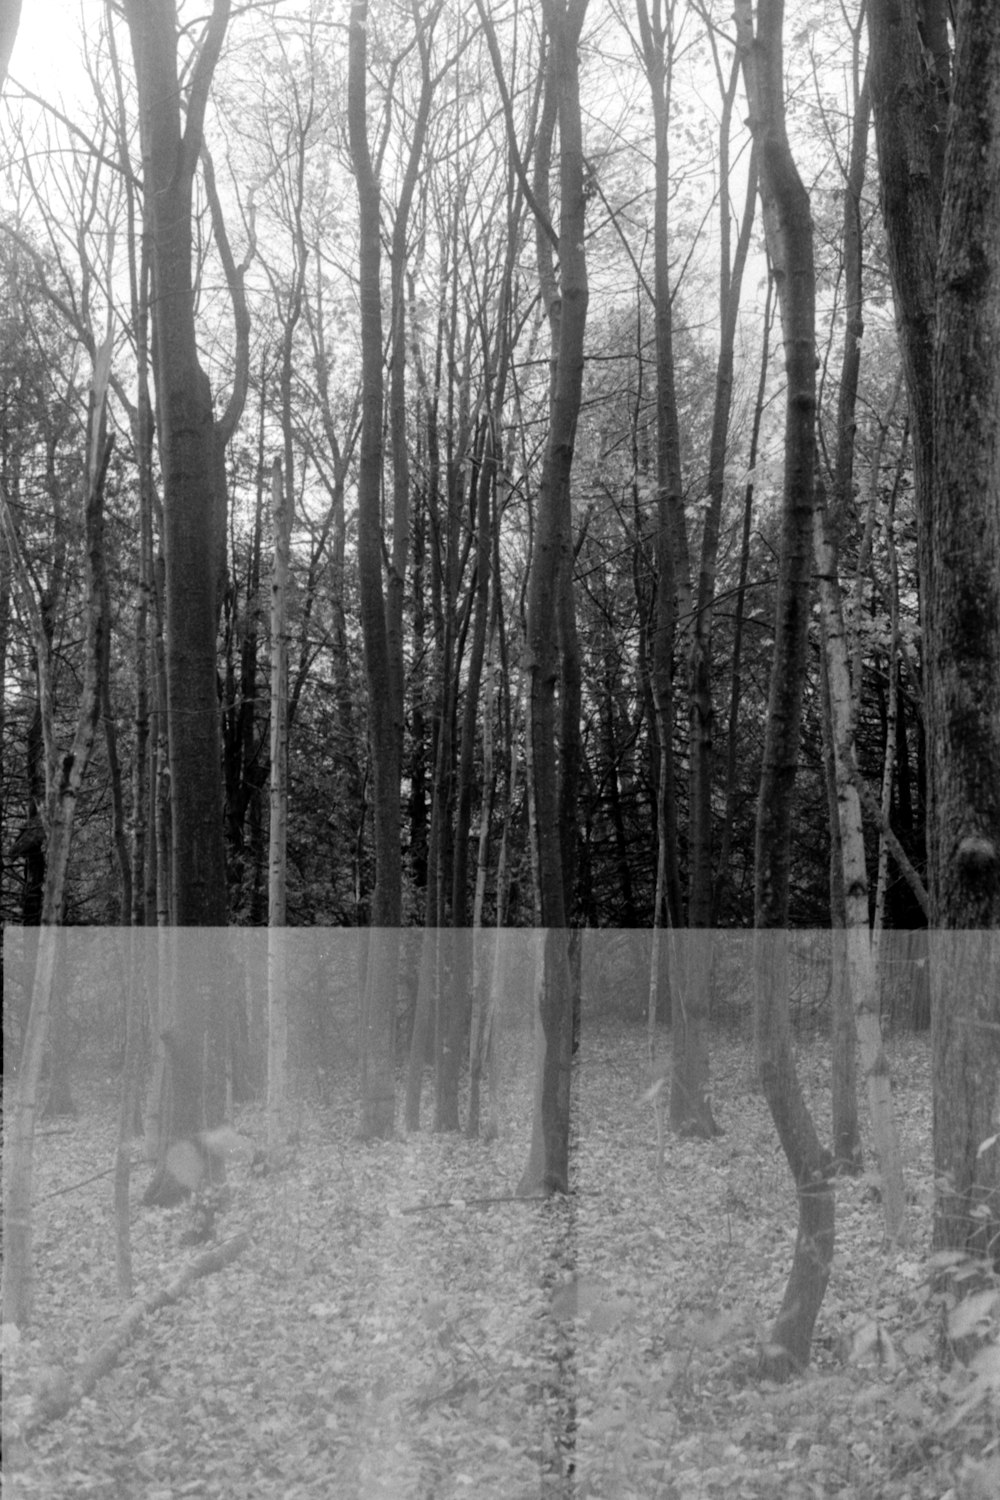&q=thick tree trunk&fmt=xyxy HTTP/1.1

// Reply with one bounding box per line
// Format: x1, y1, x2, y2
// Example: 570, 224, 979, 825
126, 0, 230, 931
867, 0, 947, 624
125, 0, 232, 1205
737, 0, 834, 1379
869, 0, 1000, 1269
0, 0, 21, 87
929, 0, 1000, 1260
